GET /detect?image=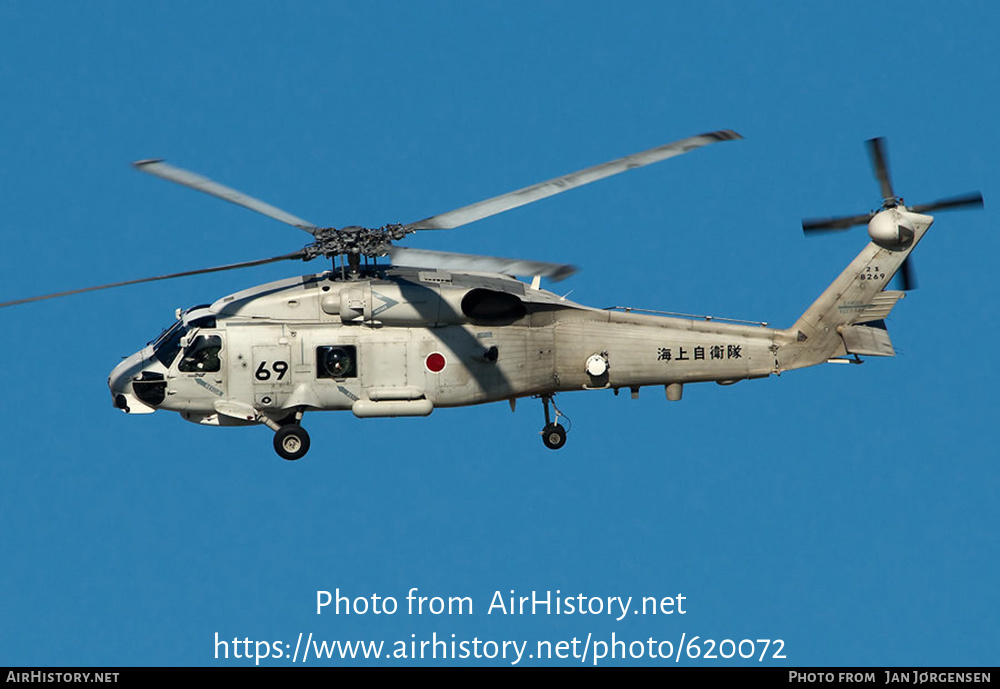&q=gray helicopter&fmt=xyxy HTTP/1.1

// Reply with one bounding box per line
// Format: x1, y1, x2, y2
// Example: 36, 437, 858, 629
1, 133, 983, 459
